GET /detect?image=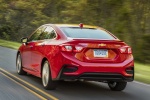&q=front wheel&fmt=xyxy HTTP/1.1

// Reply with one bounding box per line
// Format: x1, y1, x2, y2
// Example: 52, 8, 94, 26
42, 60, 57, 90
16, 54, 27, 75
108, 81, 127, 91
